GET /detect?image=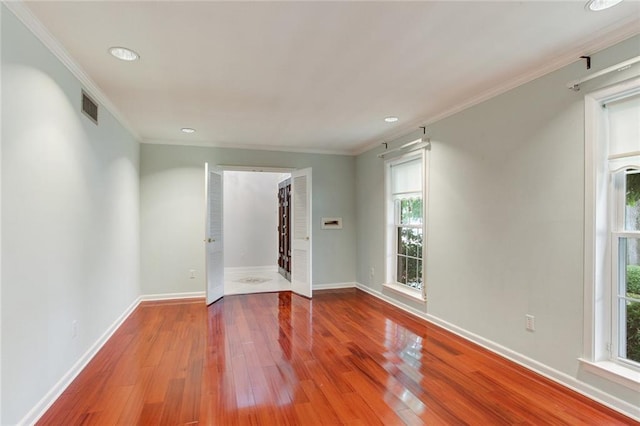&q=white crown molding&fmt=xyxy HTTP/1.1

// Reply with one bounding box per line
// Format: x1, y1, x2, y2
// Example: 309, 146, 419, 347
4, 0, 638, 159
351, 18, 640, 156
142, 138, 353, 156
3, 0, 141, 142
